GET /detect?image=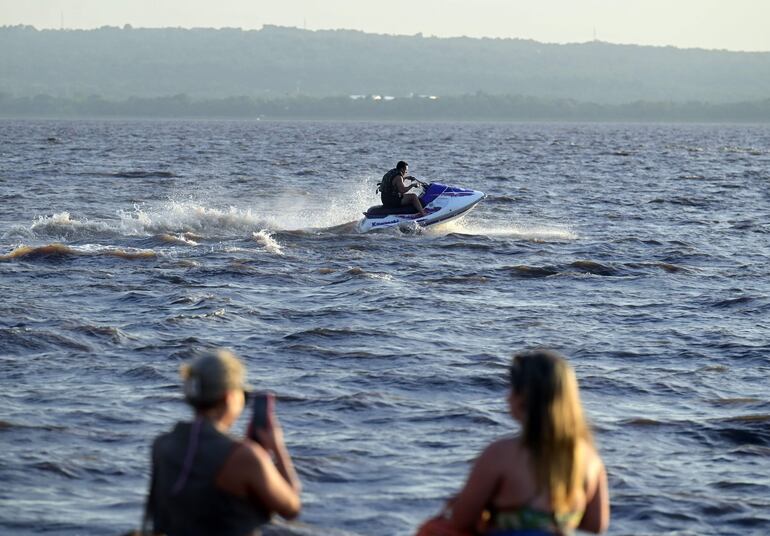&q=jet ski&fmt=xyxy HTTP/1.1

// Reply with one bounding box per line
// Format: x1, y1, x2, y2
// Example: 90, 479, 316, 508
357, 180, 485, 233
